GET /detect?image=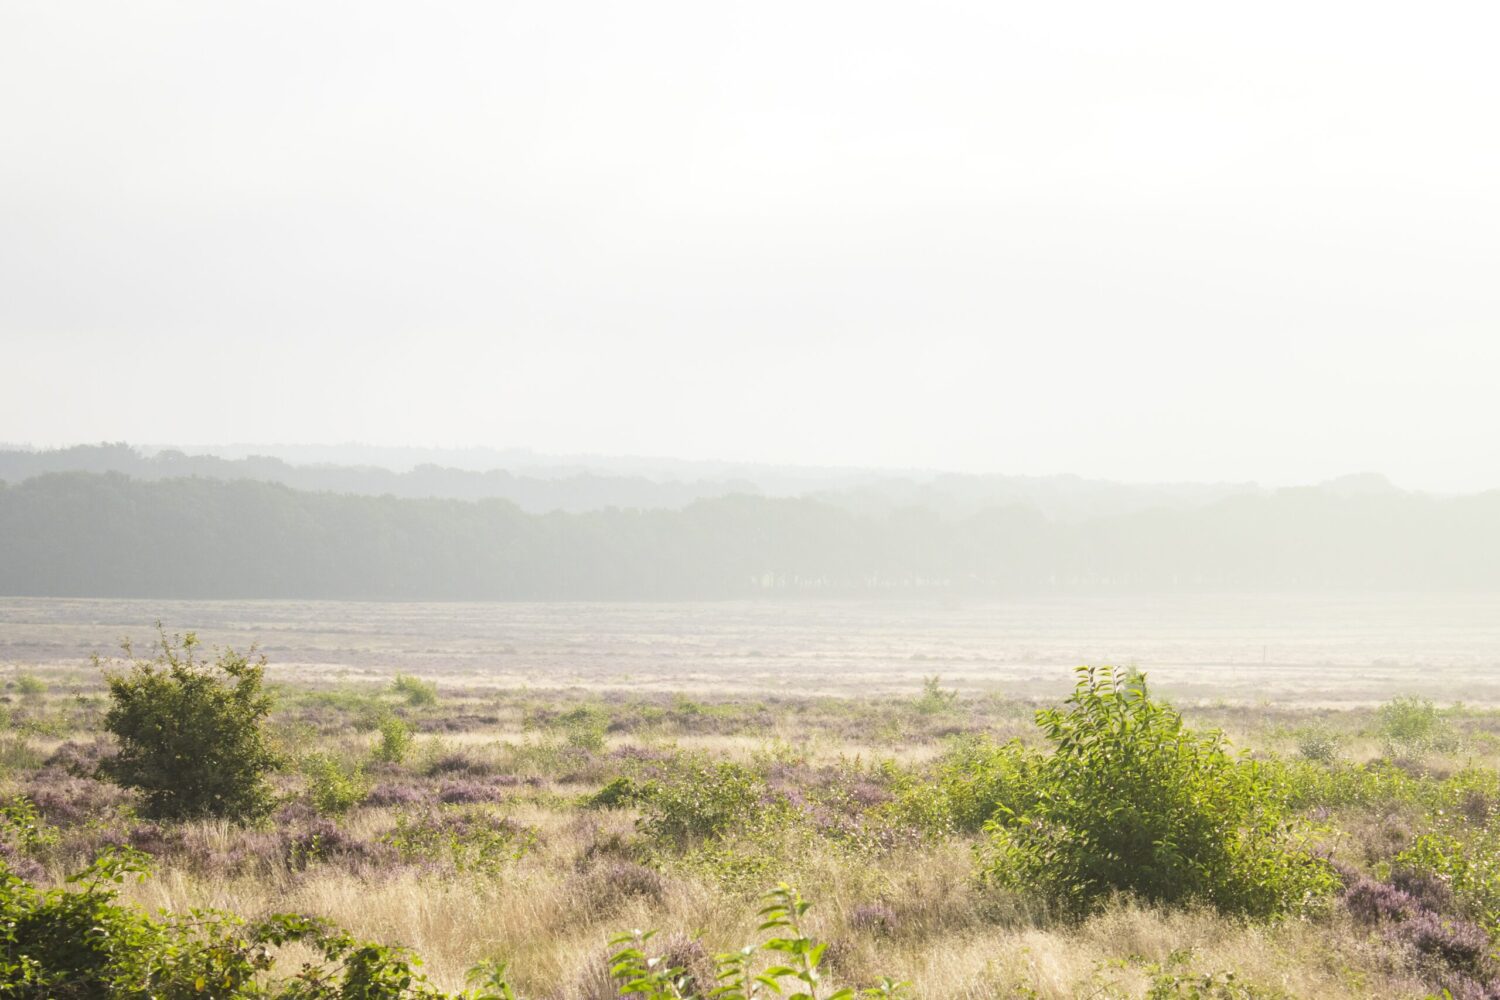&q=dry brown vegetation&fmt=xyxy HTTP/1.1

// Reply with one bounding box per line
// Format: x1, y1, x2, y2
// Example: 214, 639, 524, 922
7, 639, 1500, 998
